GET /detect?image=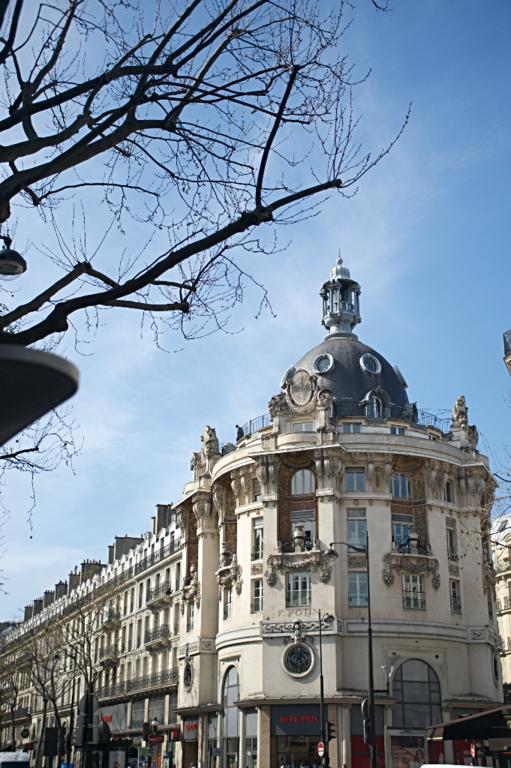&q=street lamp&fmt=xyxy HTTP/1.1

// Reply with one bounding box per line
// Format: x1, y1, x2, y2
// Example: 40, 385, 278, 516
324, 531, 377, 768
